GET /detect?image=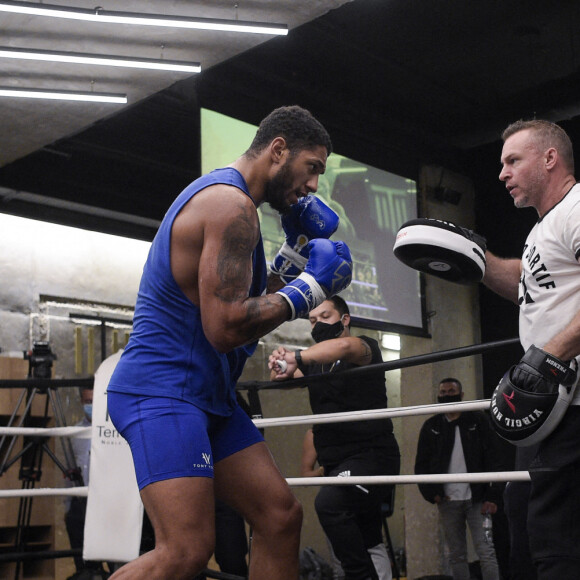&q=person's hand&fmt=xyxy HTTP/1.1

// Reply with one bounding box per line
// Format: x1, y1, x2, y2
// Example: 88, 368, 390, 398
511, 344, 576, 393
481, 501, 497, 515
489, 344, 579, 445
268, 347, 296, 379
270, 195, 339, 283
